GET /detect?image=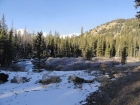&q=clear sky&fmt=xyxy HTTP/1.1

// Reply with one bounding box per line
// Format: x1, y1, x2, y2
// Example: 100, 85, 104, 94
0, 0, 137, 35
